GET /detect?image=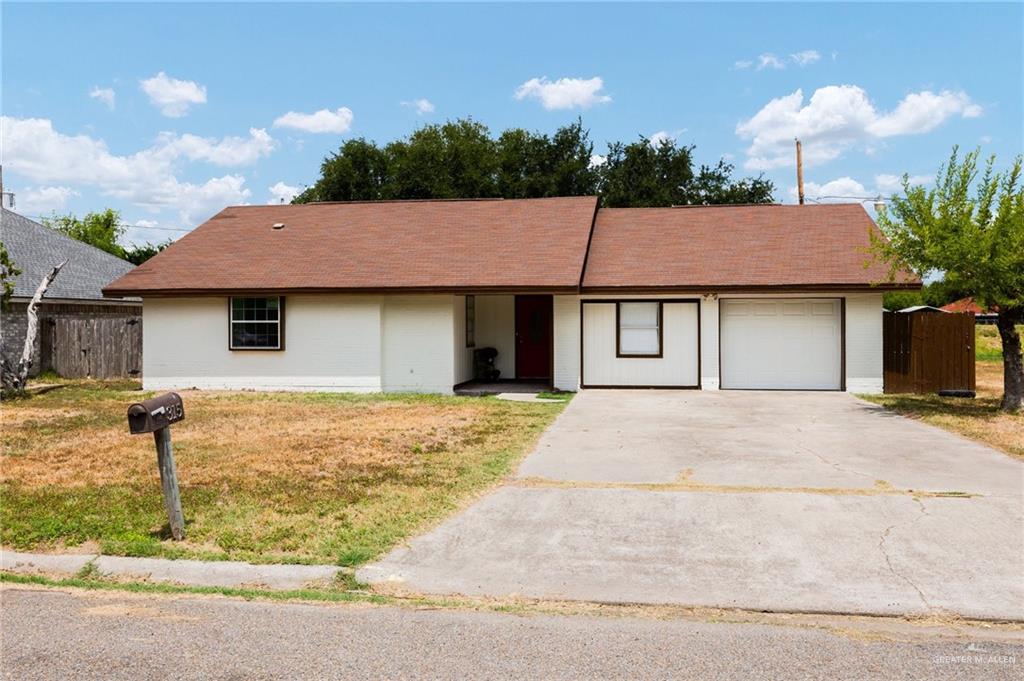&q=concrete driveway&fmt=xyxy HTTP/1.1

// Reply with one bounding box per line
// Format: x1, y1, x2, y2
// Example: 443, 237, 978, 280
359, 391, 1024, 620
